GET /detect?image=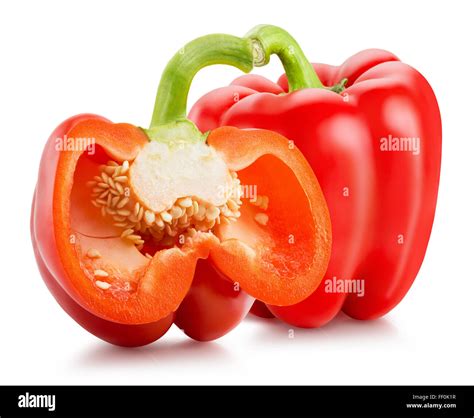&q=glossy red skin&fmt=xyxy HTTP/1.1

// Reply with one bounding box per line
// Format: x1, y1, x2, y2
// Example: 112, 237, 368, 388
250, 301, 275, 319
32, 115, 259, 345
31, 115, 173, 346
175, 260, 254, 341
189, 49, 441, 325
